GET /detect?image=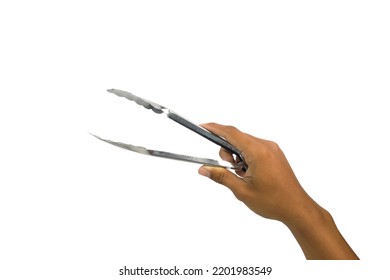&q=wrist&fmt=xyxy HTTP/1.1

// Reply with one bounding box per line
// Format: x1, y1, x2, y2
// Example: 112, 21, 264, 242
282, 197, 330, 233
281, 200, 358, 259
